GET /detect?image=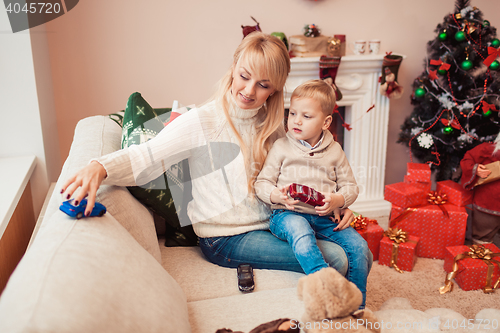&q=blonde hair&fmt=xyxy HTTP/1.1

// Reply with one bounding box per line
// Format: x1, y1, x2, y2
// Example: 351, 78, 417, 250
291, 79, 336, 115
212, 32, 290, 192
